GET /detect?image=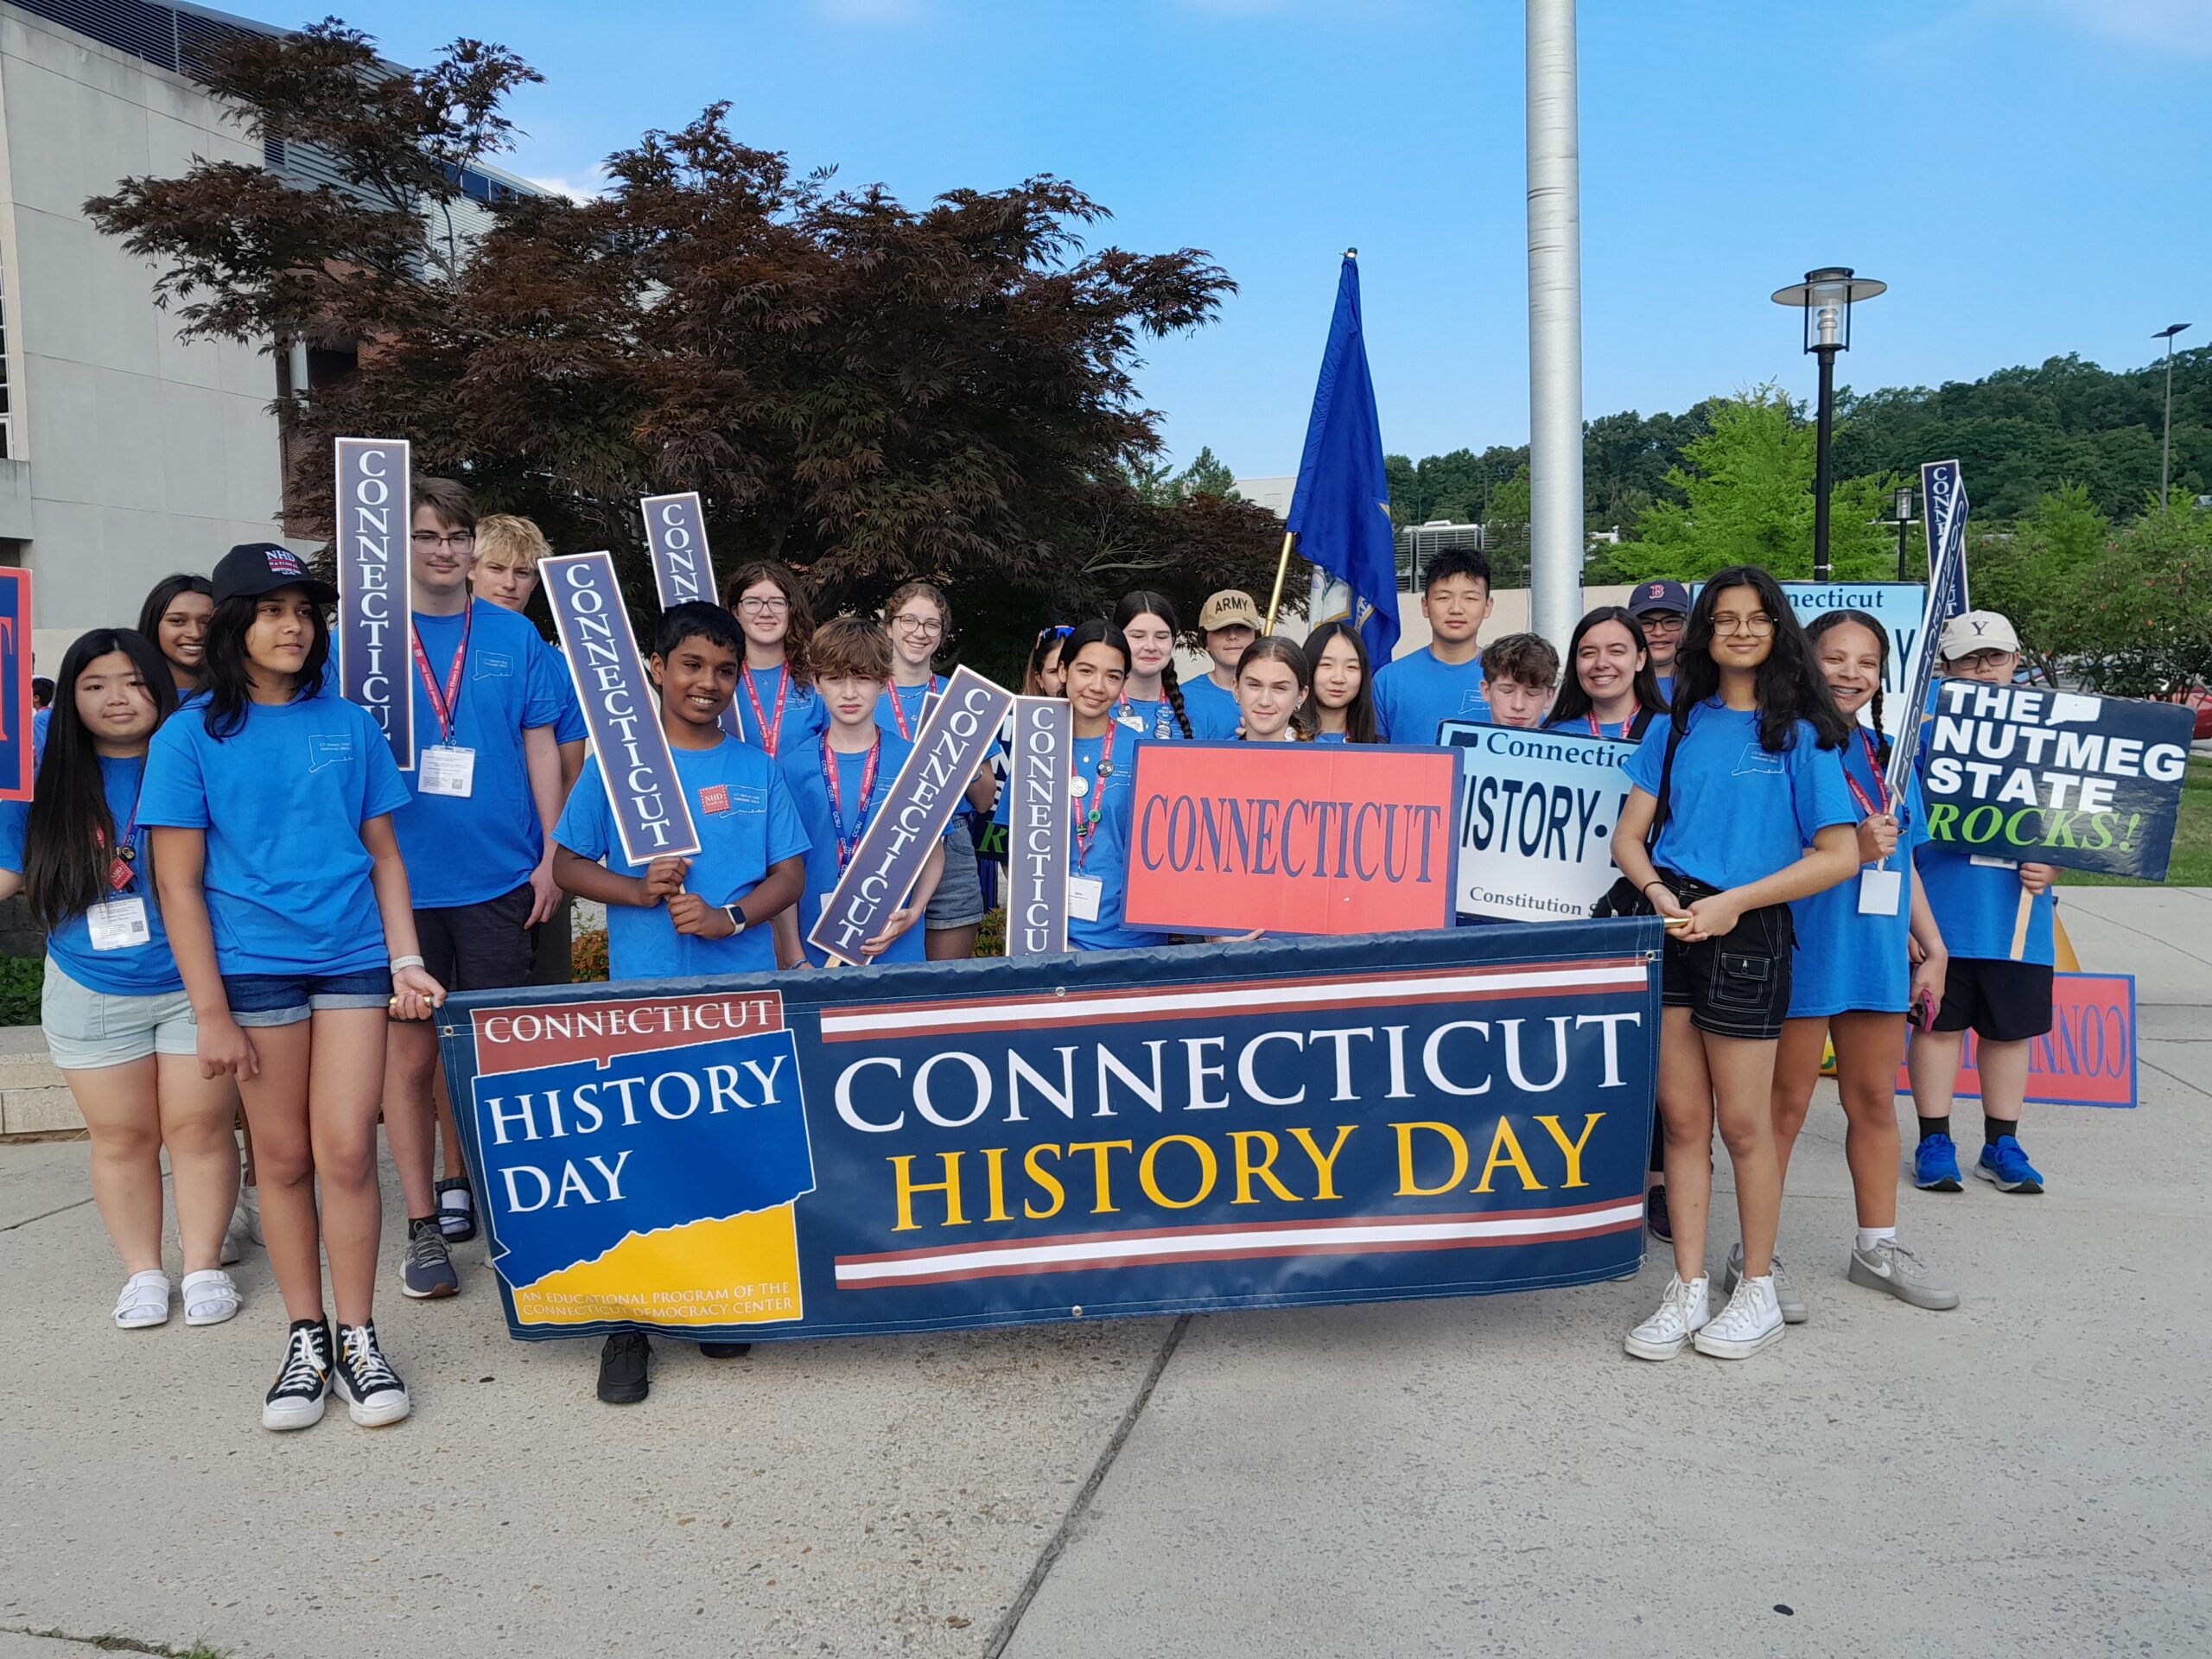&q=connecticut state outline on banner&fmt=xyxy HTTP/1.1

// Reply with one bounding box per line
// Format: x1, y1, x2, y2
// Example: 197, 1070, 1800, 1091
437, 920, 1663, 1344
